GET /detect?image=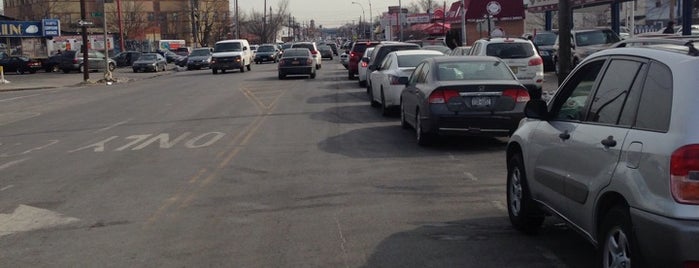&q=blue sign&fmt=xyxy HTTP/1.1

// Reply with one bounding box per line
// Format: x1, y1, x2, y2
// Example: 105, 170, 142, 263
0, 20, 61, 37
42, 19, 61, 37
